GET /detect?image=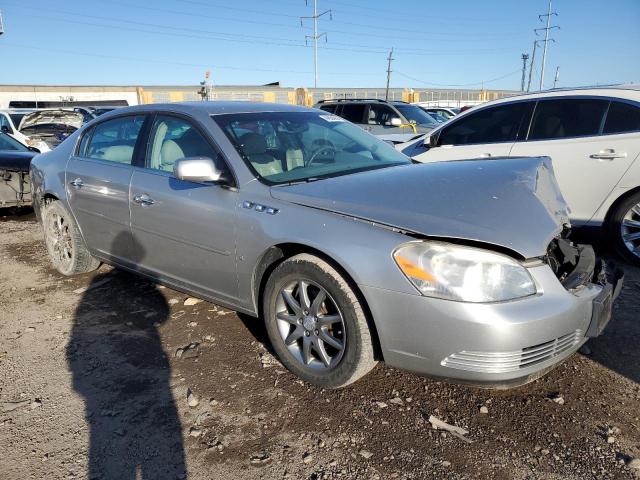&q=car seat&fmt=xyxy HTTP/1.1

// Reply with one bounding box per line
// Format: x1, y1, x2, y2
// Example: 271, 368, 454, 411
238, 132, 282, 177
